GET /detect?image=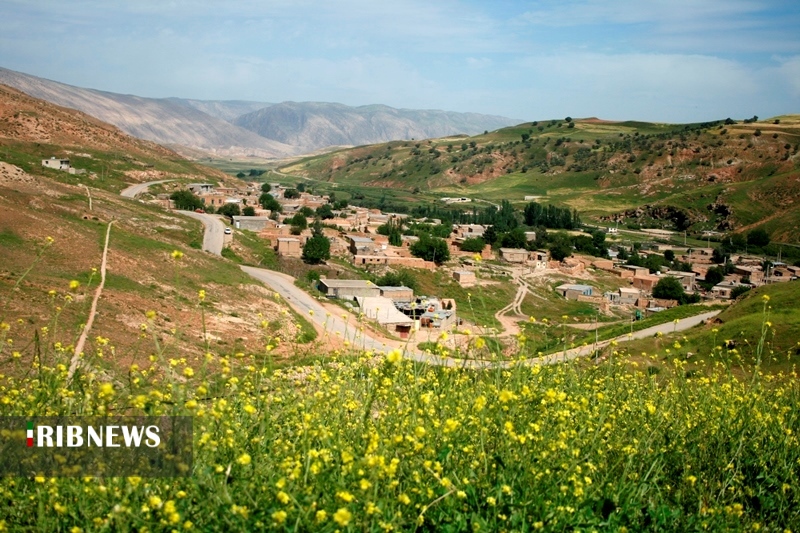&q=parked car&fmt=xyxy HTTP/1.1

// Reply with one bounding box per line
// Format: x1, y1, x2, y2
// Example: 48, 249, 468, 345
224, 228, 232, 235
195, 208, 204, 213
